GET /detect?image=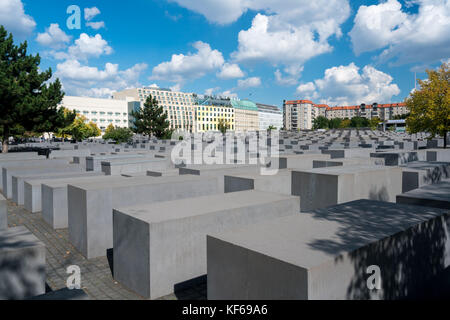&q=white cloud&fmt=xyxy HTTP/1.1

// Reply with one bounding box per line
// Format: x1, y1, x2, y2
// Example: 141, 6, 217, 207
296, 63, 401, 106
86, 21, 105, 30
148, 83, 160, 88
172, 1, 350, 85
170, 83, 182, 92
237, 77, 261, 89
221, 90, 238, 99
68, 33, 113, 60
349, 0, 450, 65
36, 24, 71, 49
0, 0, 36, 36
275, 67, 303, 86
151, 41, 224, 83
84, 7, 101, 21
205, 87, 220, 95
217, 63, 244, 79
55, 59, 147, 98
